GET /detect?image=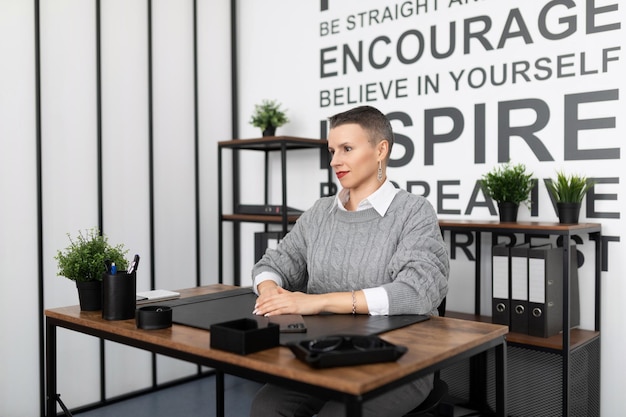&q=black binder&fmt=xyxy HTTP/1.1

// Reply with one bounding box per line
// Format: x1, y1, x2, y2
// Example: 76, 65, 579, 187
491, 244, 510, 326
510, 243, 530, 334
254, 231, 283, 263
528, 244, 580, 338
